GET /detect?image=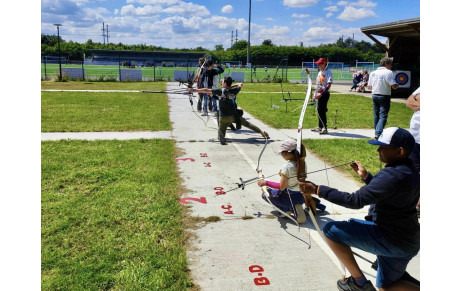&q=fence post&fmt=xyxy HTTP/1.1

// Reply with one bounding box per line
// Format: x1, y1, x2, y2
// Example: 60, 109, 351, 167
81, 58, 85, 80
43, 56, 47, 80
118, 53, 121, 82
154, 63, 156, 81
